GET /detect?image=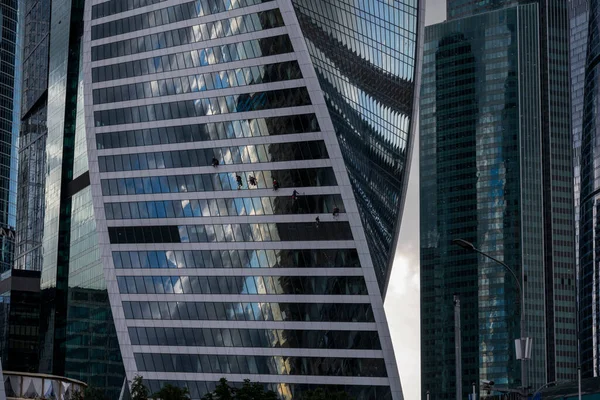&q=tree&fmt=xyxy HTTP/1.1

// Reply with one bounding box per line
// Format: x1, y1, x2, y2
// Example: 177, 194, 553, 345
131, 375, 149, 400
70, 390, 84, 400
201, 378, 277, 400
152, 384, 191, 400
201, 378, 233, 400
299, 388, 354, 400
83, 386, 108, 400
234, 379, 277, 400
